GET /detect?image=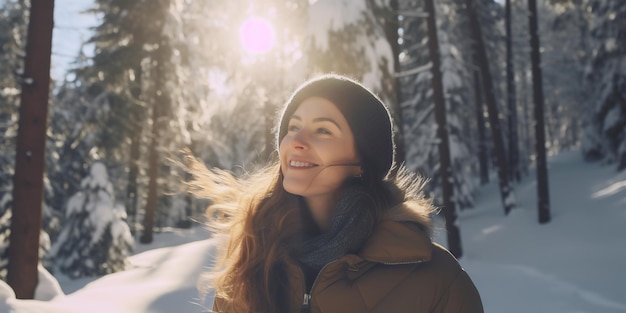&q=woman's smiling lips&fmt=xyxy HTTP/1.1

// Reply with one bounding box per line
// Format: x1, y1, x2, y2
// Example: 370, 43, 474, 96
288, 159, 319, 169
